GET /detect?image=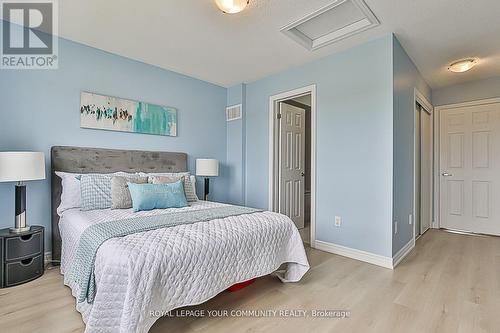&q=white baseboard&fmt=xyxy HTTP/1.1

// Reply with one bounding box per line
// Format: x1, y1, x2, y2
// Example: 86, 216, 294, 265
315, 240, 393, 269
392, 238, 414, 268
44, 251, 52, 264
